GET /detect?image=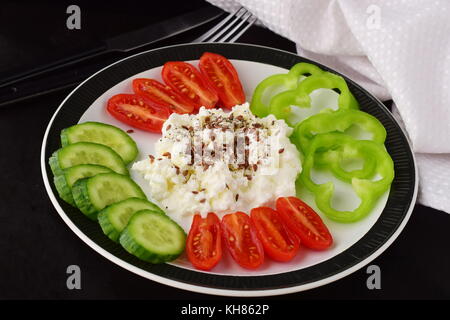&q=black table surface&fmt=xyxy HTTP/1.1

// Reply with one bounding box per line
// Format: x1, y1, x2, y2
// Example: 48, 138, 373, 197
0, 1, 449, 300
